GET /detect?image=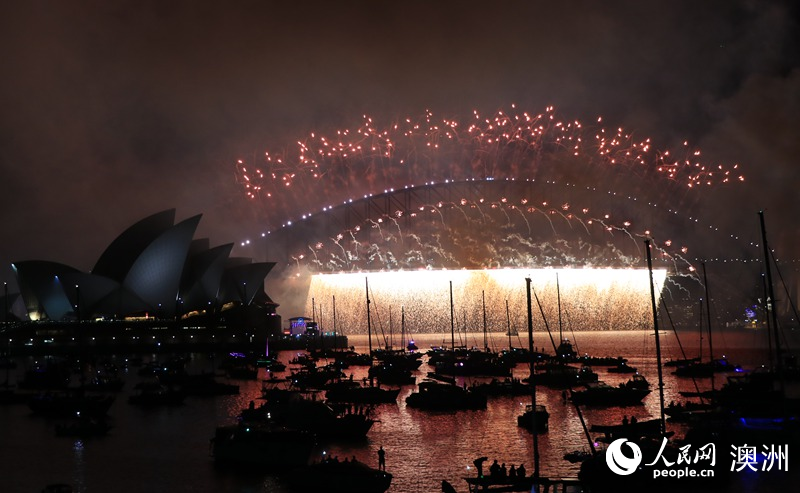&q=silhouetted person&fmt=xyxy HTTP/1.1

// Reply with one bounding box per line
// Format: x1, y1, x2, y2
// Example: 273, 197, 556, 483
509, 465, 517, 478
622, 415, 629, 426
631, 416, 638, 425
500, 463, 507, 478
489, 459, 501, 477
517, 463, 526, 478
377, 446, 386, 471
